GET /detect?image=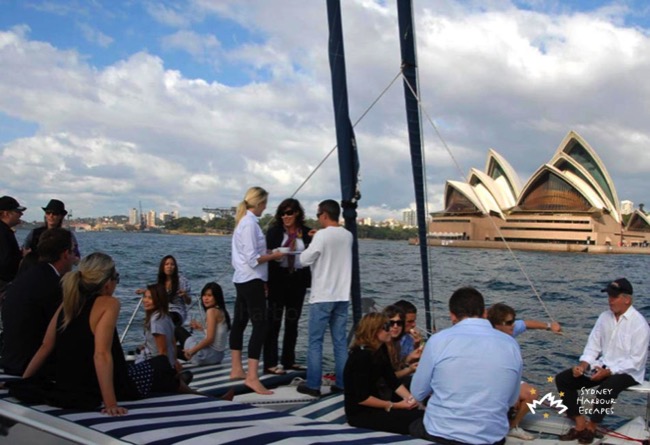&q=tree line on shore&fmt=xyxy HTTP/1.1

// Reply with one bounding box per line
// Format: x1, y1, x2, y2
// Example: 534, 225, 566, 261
164, 215, 418, 240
